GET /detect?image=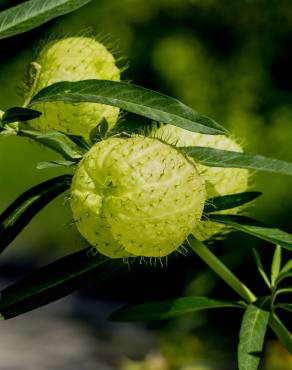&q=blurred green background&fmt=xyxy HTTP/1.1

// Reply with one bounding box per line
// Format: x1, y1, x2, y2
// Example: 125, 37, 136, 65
0, 1, 291, 369
1, 0, 292, 259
